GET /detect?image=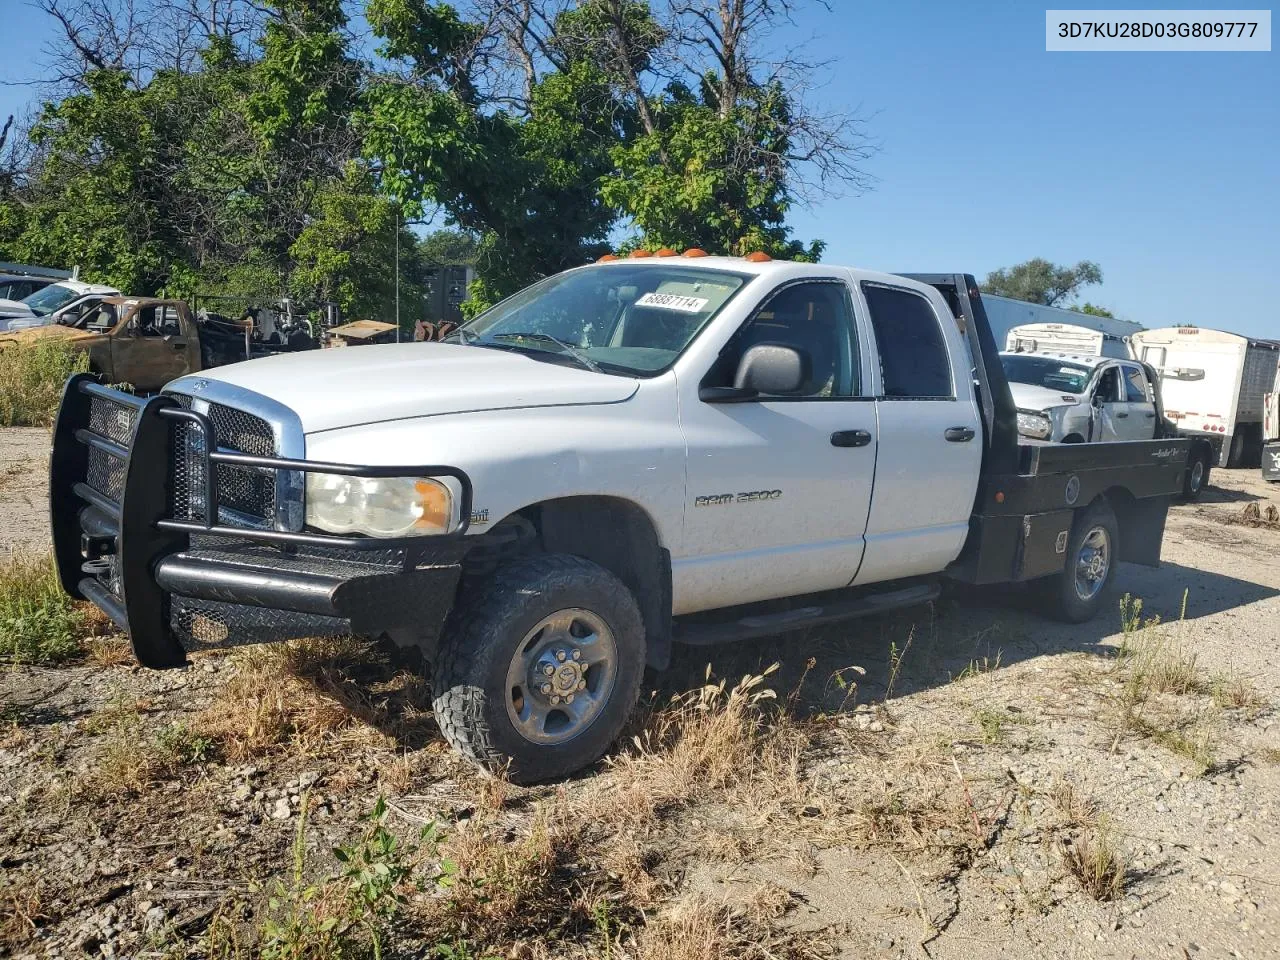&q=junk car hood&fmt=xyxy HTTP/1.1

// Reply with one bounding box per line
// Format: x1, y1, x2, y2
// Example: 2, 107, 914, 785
167, 342, 640, 434
0, 299, 37, 323
1007, 382, 1084, 412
